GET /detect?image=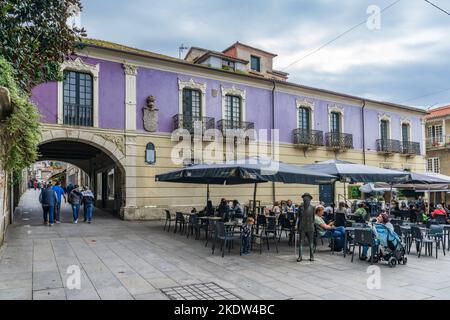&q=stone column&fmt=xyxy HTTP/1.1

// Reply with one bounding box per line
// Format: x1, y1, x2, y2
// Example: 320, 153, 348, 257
121, 134, 138, 220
